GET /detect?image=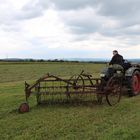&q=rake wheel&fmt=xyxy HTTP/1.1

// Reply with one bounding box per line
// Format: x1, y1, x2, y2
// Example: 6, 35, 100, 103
18, 102, 29, 113
105, 76, 122, 106
66, 74, 85, 97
